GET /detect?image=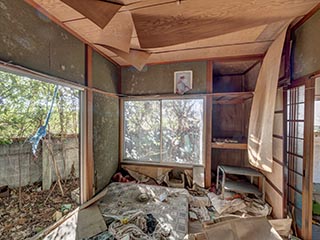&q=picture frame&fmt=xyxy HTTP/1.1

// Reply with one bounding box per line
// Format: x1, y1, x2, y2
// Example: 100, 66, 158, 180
174, 70, 193, 95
